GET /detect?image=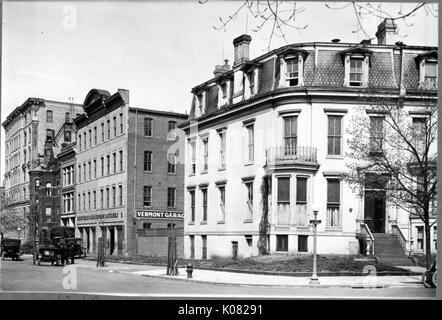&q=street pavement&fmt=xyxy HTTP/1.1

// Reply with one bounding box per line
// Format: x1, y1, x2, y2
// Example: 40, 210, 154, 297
0, 255, 436, 299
